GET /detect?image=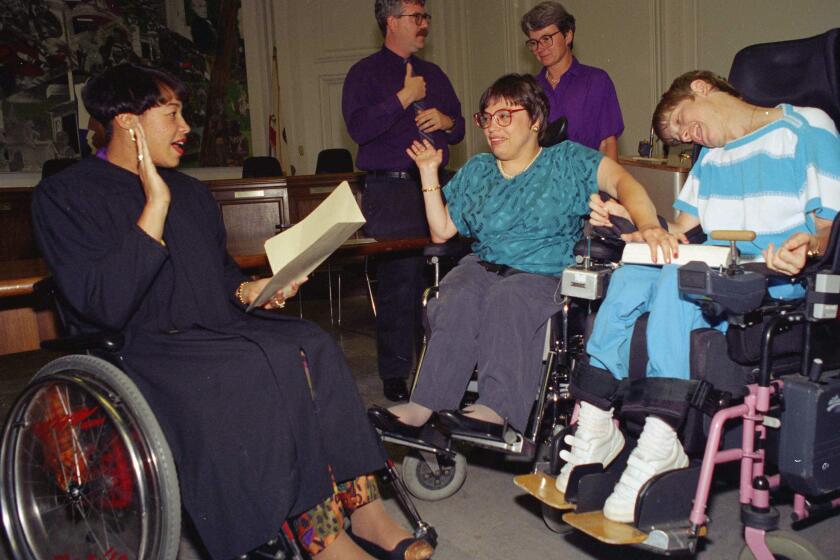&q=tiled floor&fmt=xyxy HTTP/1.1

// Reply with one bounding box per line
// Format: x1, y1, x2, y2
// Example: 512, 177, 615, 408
1, 296, 839, 559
